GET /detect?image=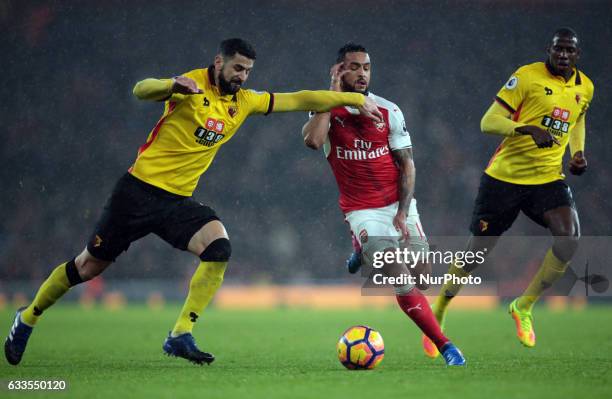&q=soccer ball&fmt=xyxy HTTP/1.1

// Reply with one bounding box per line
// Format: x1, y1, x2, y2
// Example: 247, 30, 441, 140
337, 325, 384, 370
